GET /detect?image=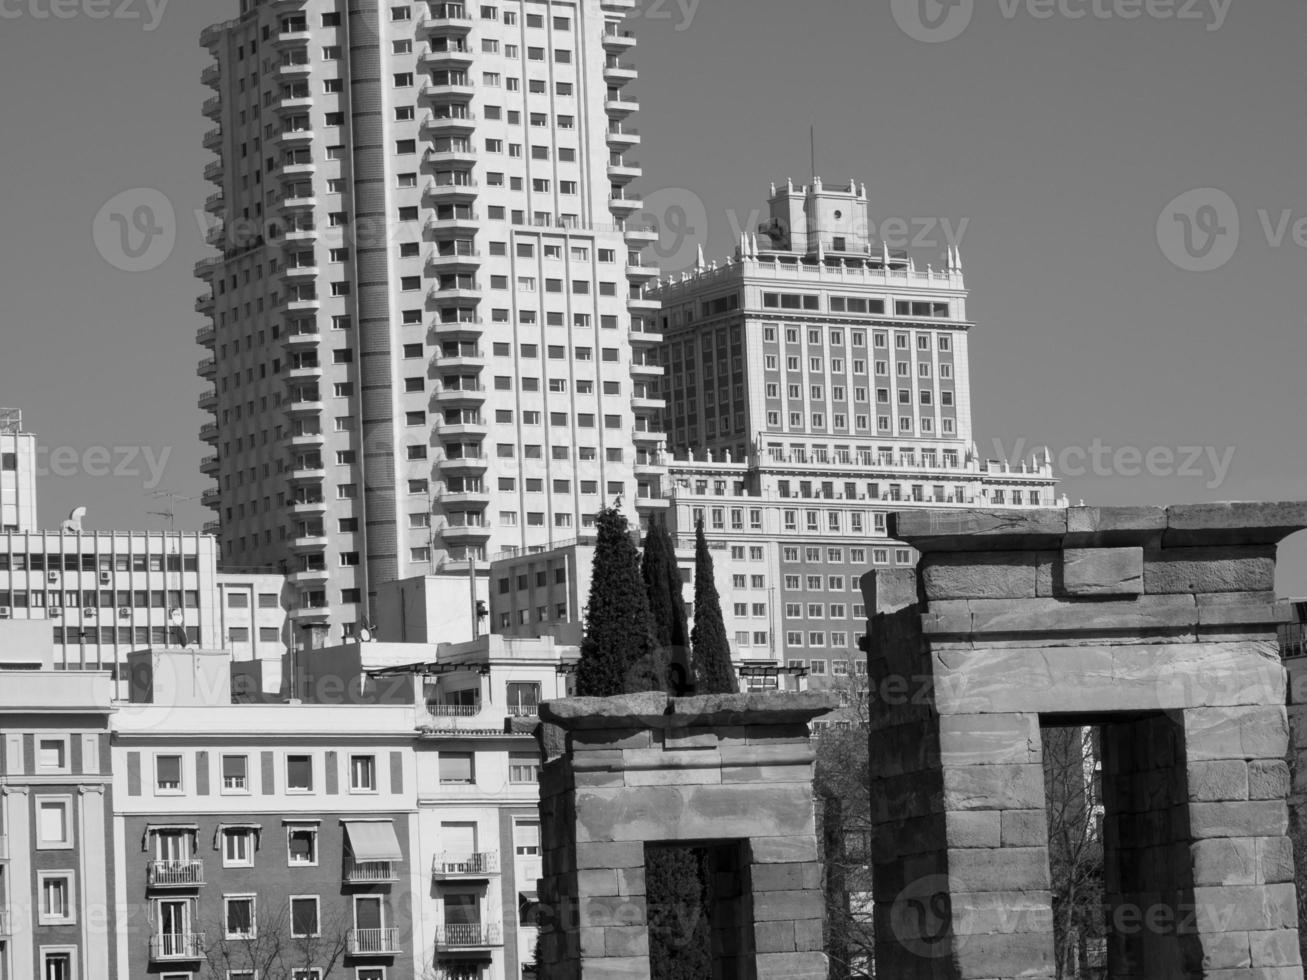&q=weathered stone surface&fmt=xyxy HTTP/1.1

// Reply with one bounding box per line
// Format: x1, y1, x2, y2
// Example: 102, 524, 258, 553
753, 951, 829, 979
1190, 837, 1259, 886
1062, 547, 1144, 596
1163, 501, 1307, 548
1144, 546, 1277, 595
862, 567, 919, 614
1066, 505, 1167, 543
750, 861, 822, 892
575, 783, 816, 844
539, 691, 840, 730
1188, 760, 1250, 801
1188, 801, 1289, 839
920, 552, 1042, 600
943, 764, 1045, 812
1001, 809, 1049, 847
891, 508, 1069, 551
1185, 705, 1290, 761
1249, 761, 1292, 801
924, 594, 1199, 638
944, 810, 1001, 848
574, 842, 646, 870
931, 643, 1286, 716
937, 715, 1040, 765
750, 835, 820, 864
